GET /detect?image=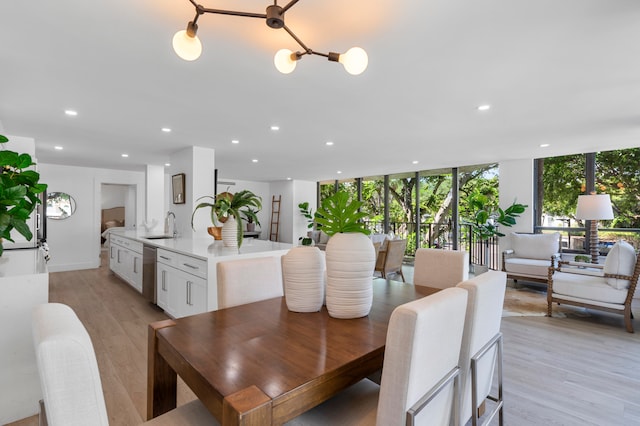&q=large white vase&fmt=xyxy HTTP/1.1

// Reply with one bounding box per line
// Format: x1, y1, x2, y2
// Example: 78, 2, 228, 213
221, 216, 238, 248
325, 232, 376, 319
282, 246, 325, 312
